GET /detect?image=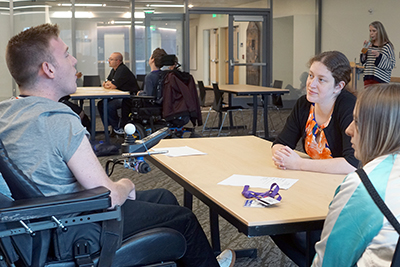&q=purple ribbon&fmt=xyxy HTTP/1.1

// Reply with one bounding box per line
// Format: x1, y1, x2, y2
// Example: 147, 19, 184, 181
241, 183, 282, 201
